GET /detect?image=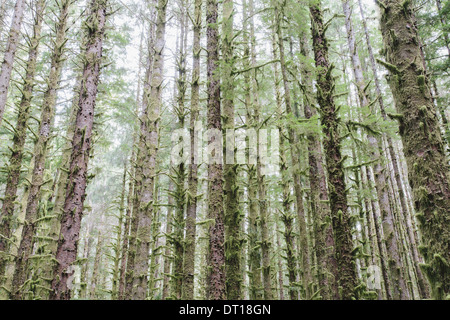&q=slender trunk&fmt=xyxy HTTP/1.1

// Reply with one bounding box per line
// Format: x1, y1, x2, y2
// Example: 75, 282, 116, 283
80, 234, 93, 299
132, 0, 166, 299
342, 0, 409, 300
271, 22, 297, 300
172, 5, 188, 298
125, 25, 150, 300
0, 0, 45, 285
181, 0, 202, 300
242, 0, 262, 300
435, 0, 450, 58
275, 212, 285, 300
205, 0, 225, 300
309, 1, 357, 300
247, 0, 272, 300
298, 8, 337, 301
0, 0, 26, 125
162, 181, 174, 299
112, 164, 127, 300
223, 0, 242, 300
357, 0, 430, 299
50, 0, 108, 300
89, 232, 103, 300
118, 155, 135, 299
12, 0, 71, 300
